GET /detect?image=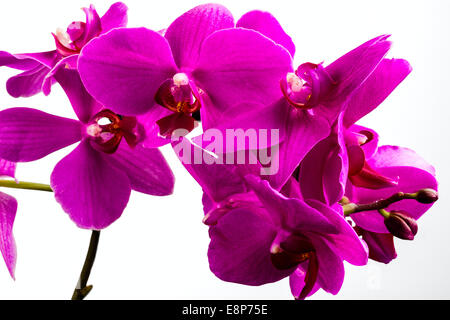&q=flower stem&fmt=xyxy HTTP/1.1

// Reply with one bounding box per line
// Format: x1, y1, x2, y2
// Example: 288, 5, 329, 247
0, 180, 52, 192
71, 230, 101, 300
342, 191, 418, 216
